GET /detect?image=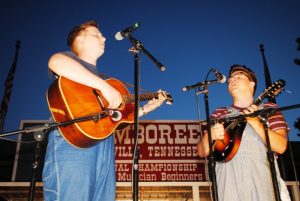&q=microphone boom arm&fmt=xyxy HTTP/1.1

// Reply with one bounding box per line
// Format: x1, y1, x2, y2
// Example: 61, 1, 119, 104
128, 35, 166, 72
183, 79, 222, 91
